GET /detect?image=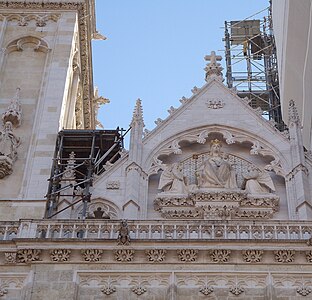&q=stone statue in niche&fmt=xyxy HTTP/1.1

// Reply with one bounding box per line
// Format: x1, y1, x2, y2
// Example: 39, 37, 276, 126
158, 162, 188, 194
0, 121, 20, 161
196, 139, 237, 189
243, 167, 275, 194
